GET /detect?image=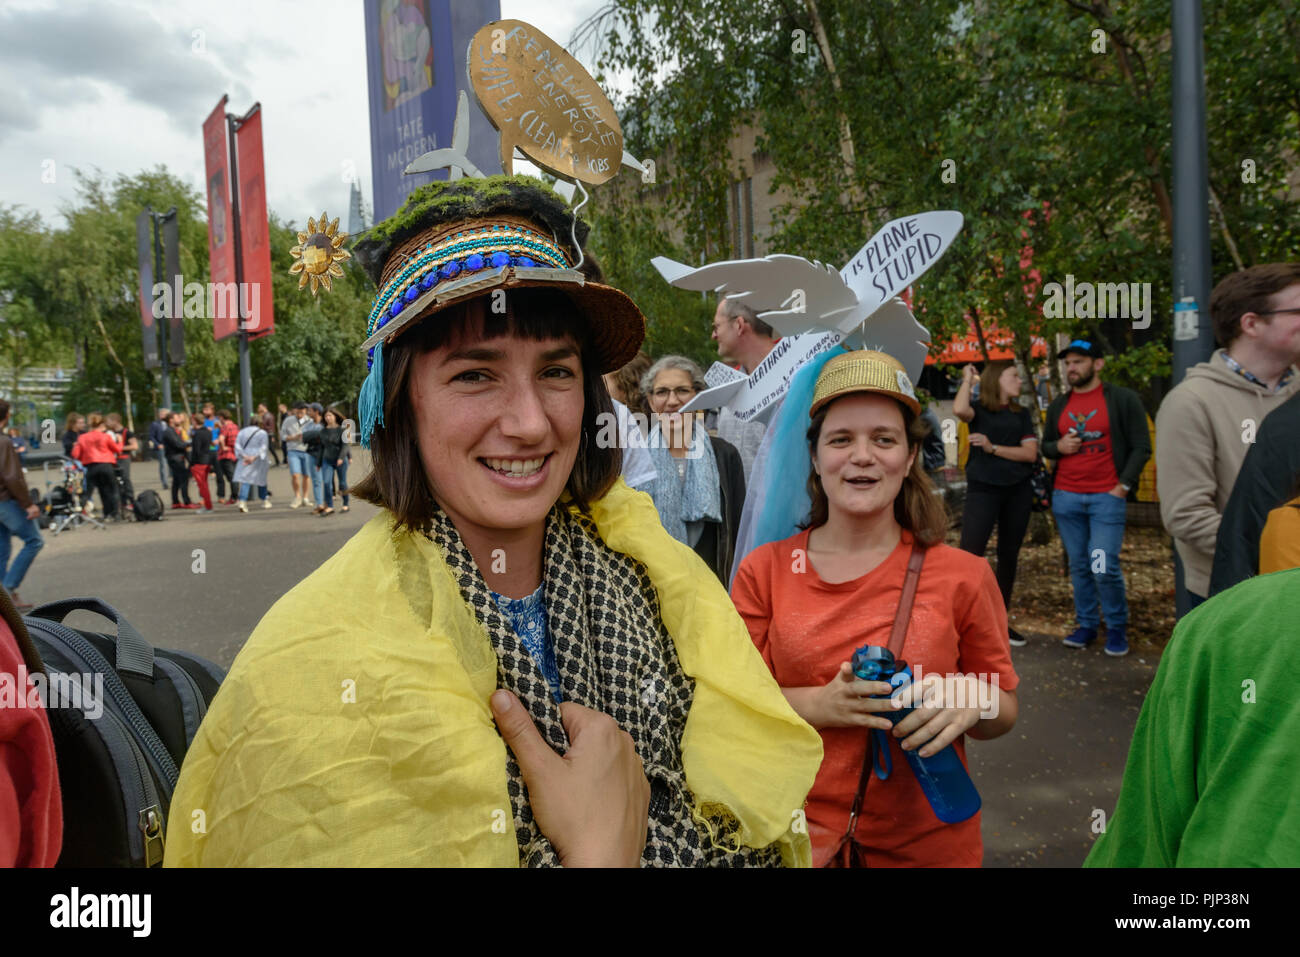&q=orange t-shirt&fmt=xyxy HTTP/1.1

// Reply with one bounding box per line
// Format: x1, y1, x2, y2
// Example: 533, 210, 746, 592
731, 528, 1019, 867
